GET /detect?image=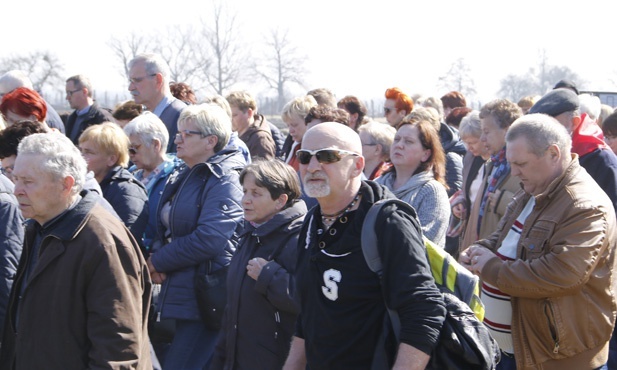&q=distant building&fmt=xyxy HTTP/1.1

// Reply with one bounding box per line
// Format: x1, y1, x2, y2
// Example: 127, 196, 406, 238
580, 91, 617, 108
